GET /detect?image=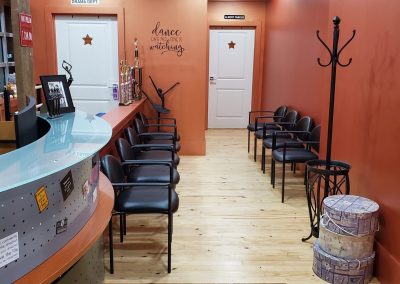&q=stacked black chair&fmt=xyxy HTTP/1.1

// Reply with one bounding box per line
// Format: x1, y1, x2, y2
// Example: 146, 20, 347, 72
101, 155, 179, 274
134, 118, 181, 152
262, 116, 313, 175
254, 110, 299, 163
115, 137, 180, 186
271, 125, 321, 203
247, 105, 288, 153
137, 112, 180, 141
125, 126, 180, 166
